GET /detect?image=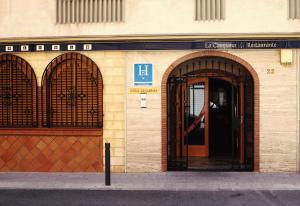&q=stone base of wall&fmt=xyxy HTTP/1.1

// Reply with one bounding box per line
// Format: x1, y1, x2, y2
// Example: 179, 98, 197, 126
0, 130, 102, 172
